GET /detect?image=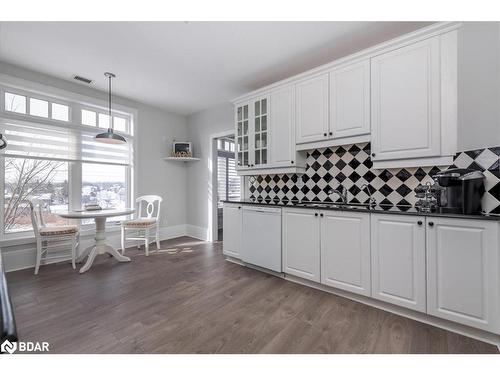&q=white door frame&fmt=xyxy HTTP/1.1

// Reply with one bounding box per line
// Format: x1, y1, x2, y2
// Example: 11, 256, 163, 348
208, 129, 243, 243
